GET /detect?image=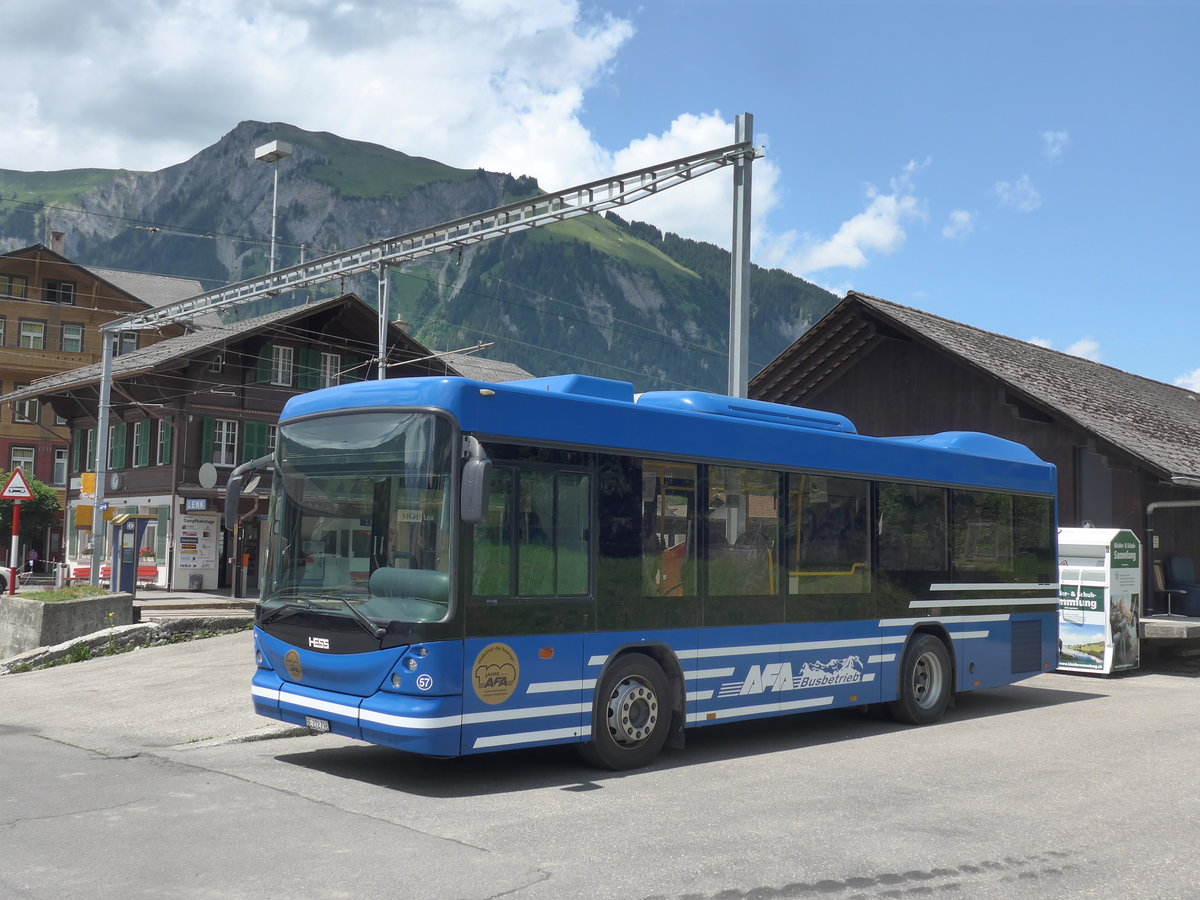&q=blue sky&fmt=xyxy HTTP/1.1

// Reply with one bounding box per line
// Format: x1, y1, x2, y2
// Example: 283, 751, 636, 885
3, 0, 1196, 387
